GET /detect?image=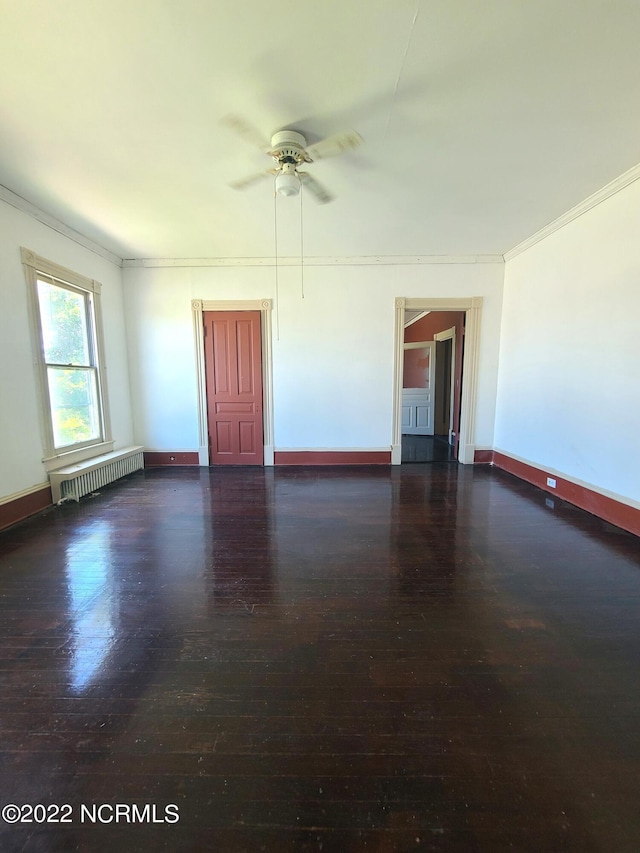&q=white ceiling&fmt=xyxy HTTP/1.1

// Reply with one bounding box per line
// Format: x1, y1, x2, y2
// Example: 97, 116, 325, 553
1, 0, 639, 261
